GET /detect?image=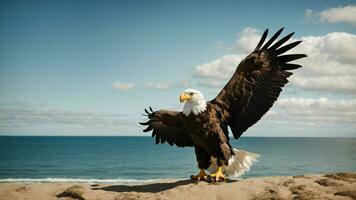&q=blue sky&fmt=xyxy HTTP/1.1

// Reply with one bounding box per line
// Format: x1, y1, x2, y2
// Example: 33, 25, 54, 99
0, 0, 355, 136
